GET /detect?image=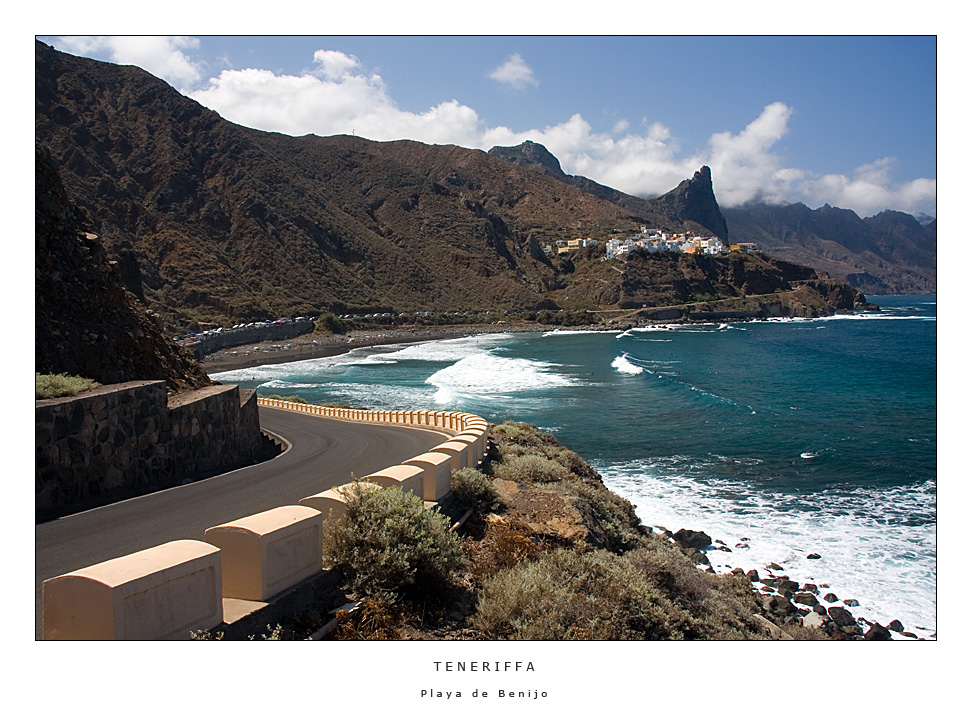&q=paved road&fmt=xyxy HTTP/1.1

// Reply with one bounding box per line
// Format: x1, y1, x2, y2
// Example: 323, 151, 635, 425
35, 406, 449, 638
